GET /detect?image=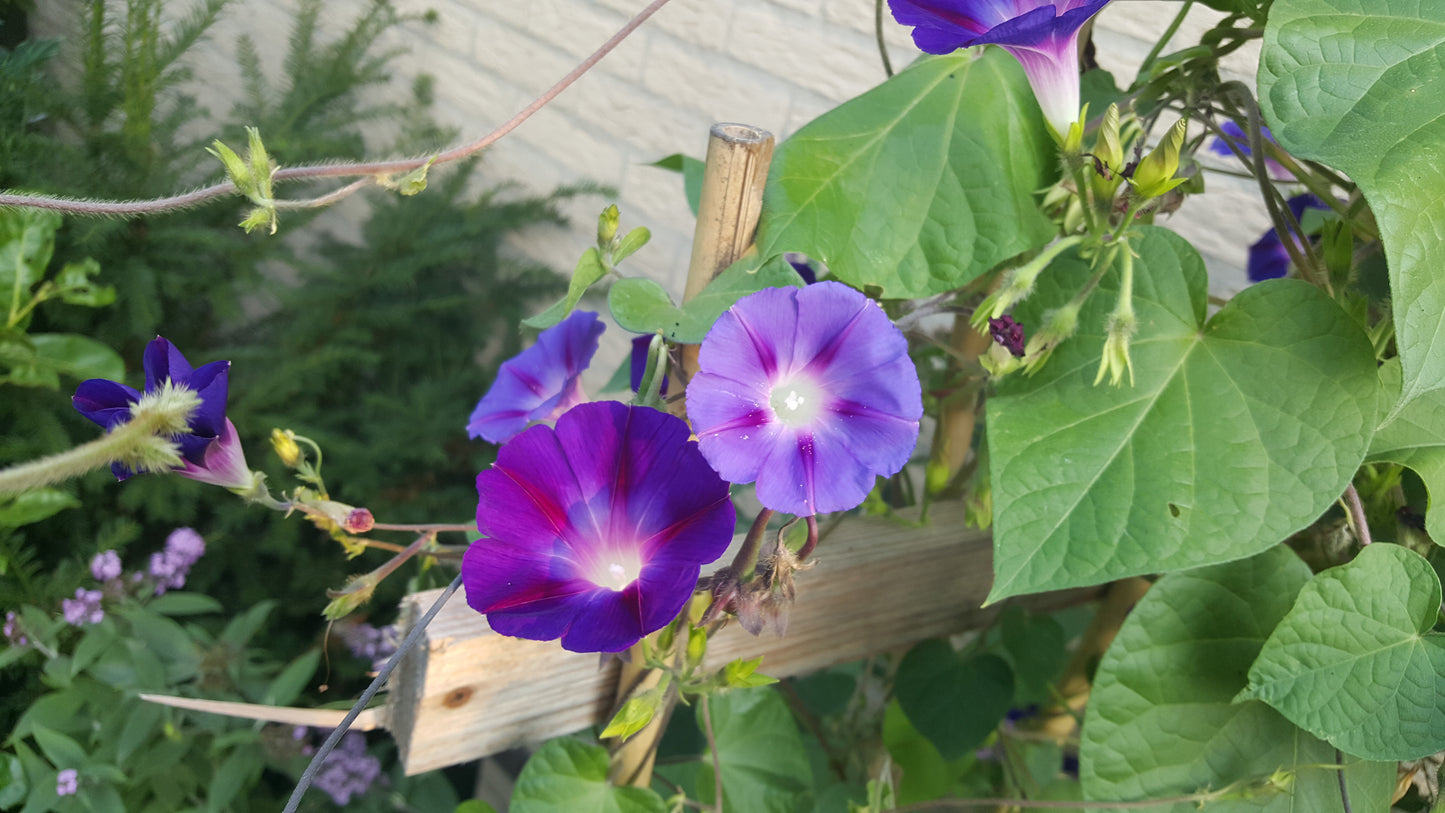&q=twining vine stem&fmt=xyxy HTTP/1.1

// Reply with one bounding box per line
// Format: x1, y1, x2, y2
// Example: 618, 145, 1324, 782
1342, 483, 1373, 547
283, 574, 464, 813
0, 0, 679, 218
